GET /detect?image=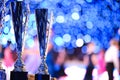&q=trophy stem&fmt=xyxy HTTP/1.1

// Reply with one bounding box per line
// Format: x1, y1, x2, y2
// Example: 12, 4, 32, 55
14, 51, 25, 72
38, 55, 48, 74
